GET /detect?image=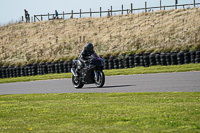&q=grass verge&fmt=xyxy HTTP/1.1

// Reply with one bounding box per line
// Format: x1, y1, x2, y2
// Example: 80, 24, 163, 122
0, 63, 200, 84
0, 92, 199, 132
